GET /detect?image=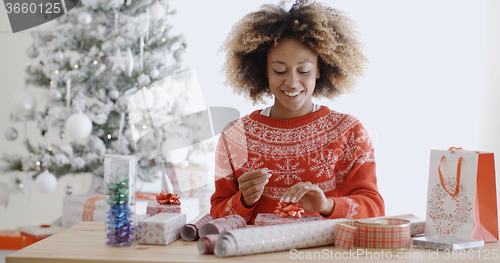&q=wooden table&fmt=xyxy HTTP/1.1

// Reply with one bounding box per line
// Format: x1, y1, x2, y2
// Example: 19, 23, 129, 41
6, 221, 500, 263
